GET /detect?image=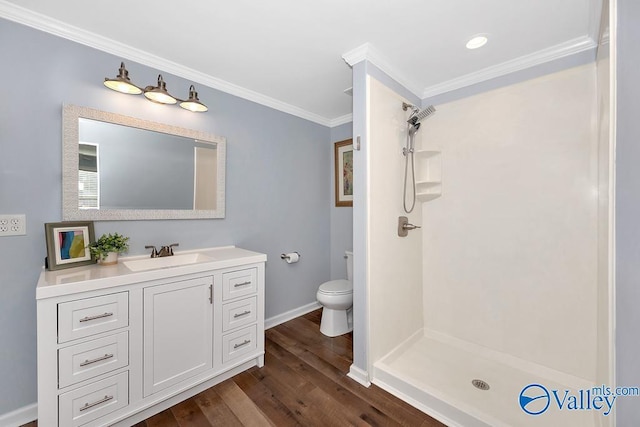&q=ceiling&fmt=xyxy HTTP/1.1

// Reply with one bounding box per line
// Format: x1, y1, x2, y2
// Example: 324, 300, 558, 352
1, 0, 601, 126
